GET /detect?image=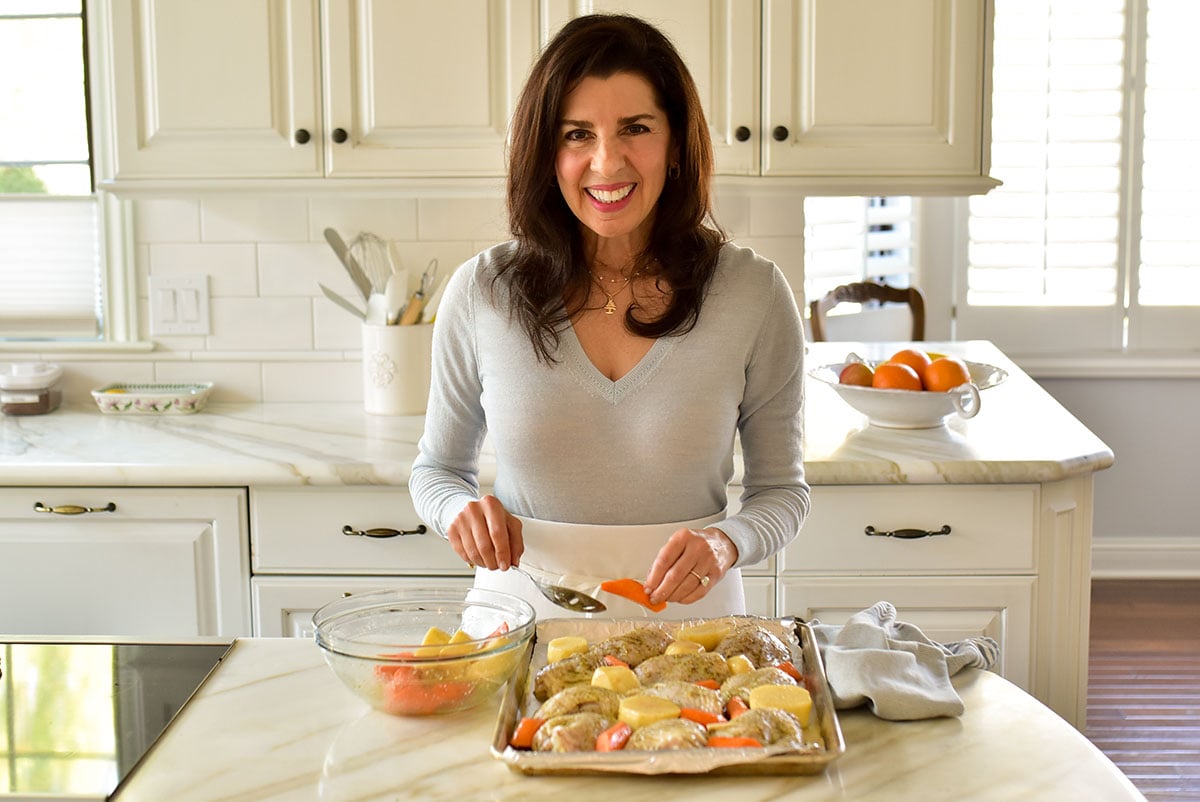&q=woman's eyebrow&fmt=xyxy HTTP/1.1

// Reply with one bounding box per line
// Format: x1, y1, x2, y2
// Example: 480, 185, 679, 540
558, 113, 658, 128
